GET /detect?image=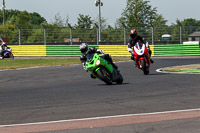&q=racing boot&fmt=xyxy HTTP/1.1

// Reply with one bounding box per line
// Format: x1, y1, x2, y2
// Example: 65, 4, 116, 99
131, 55, 134, 61
150, 58, 154, 63
111, 62, 119, 71
148, 49, 154, 63
131, 55, 137, 67
105, 54, 119, 71
90, 74, 96, 79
